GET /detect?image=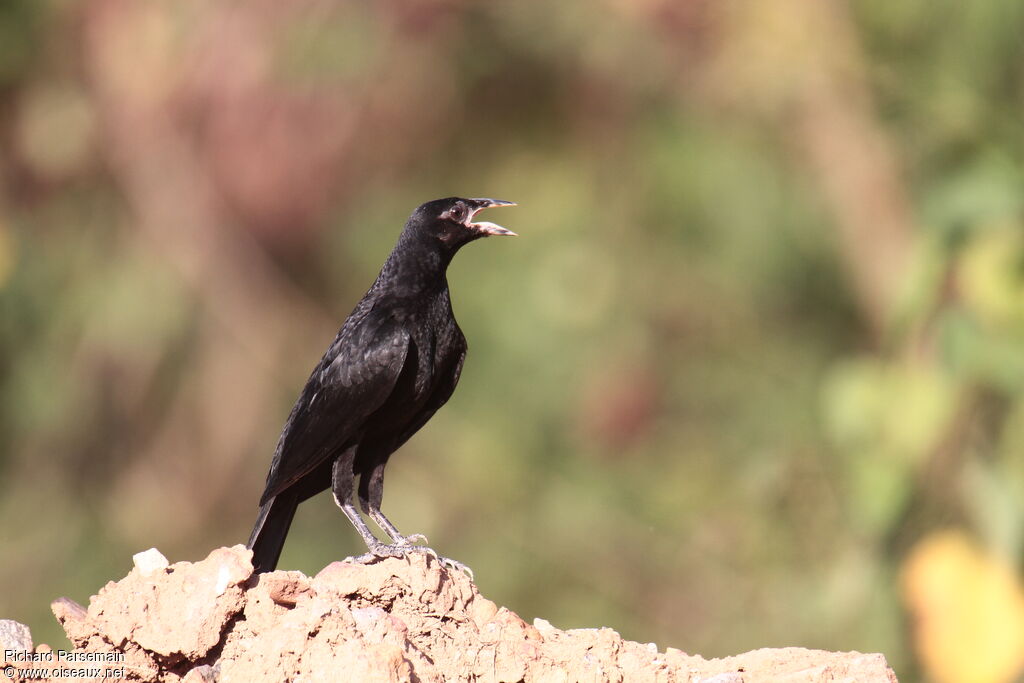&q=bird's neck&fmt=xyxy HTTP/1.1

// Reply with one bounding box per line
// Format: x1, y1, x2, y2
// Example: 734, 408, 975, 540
374, 233, 454, 298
